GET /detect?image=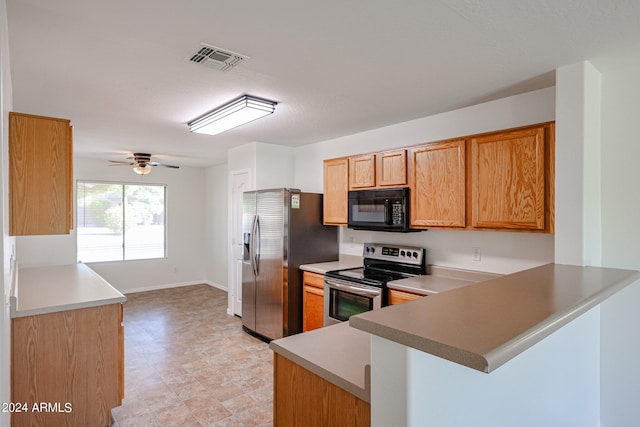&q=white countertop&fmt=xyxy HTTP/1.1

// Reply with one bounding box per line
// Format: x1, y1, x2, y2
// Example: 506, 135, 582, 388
11, 263, 126, 318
